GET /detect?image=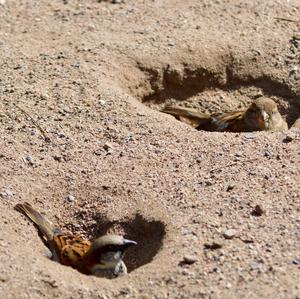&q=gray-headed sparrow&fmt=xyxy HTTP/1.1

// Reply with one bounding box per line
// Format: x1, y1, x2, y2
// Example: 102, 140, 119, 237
162, 97, 288, 132
15, 202, 137, 278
